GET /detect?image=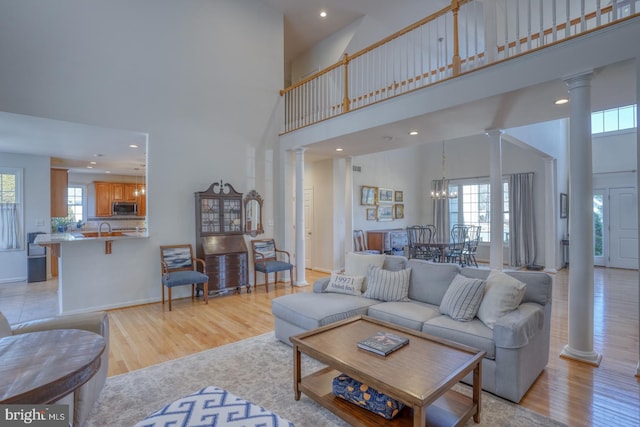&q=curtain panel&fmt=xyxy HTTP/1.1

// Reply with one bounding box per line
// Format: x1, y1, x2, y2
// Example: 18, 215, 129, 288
432, 179, 450, 243
0, 203, 21, 250
509, 173, 536, 266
